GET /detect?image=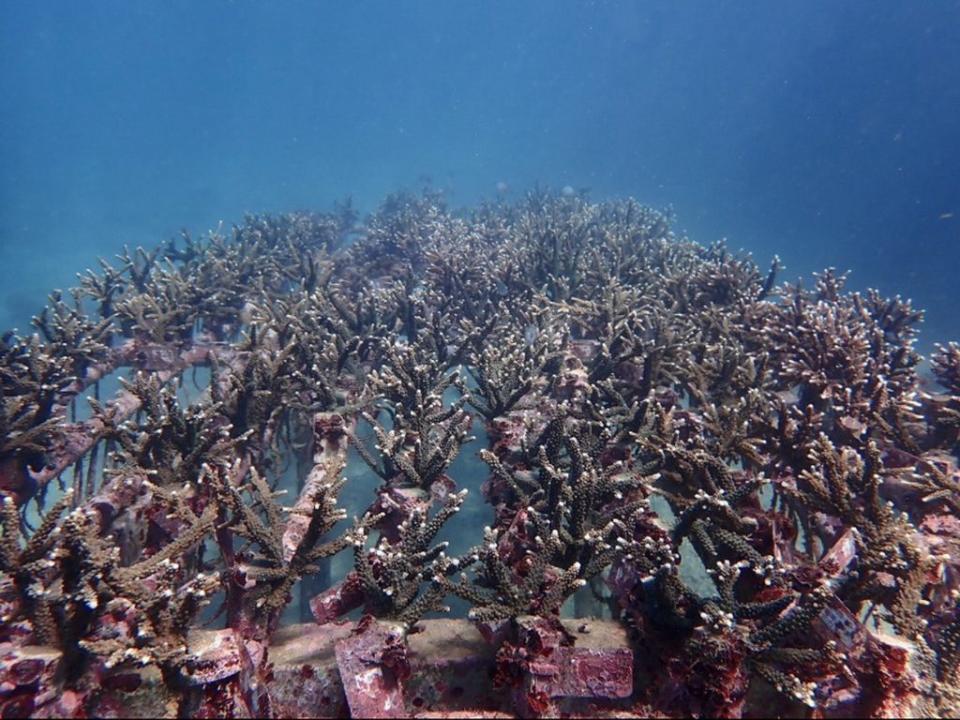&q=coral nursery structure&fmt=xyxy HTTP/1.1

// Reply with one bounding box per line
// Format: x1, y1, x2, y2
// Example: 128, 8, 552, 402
2, 189, 960, 718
